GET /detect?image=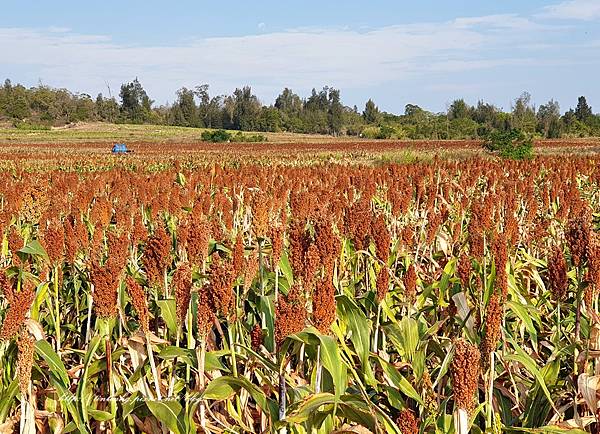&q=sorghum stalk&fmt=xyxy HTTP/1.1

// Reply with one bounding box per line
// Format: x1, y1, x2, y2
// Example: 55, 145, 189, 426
315, 344, 322, 394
